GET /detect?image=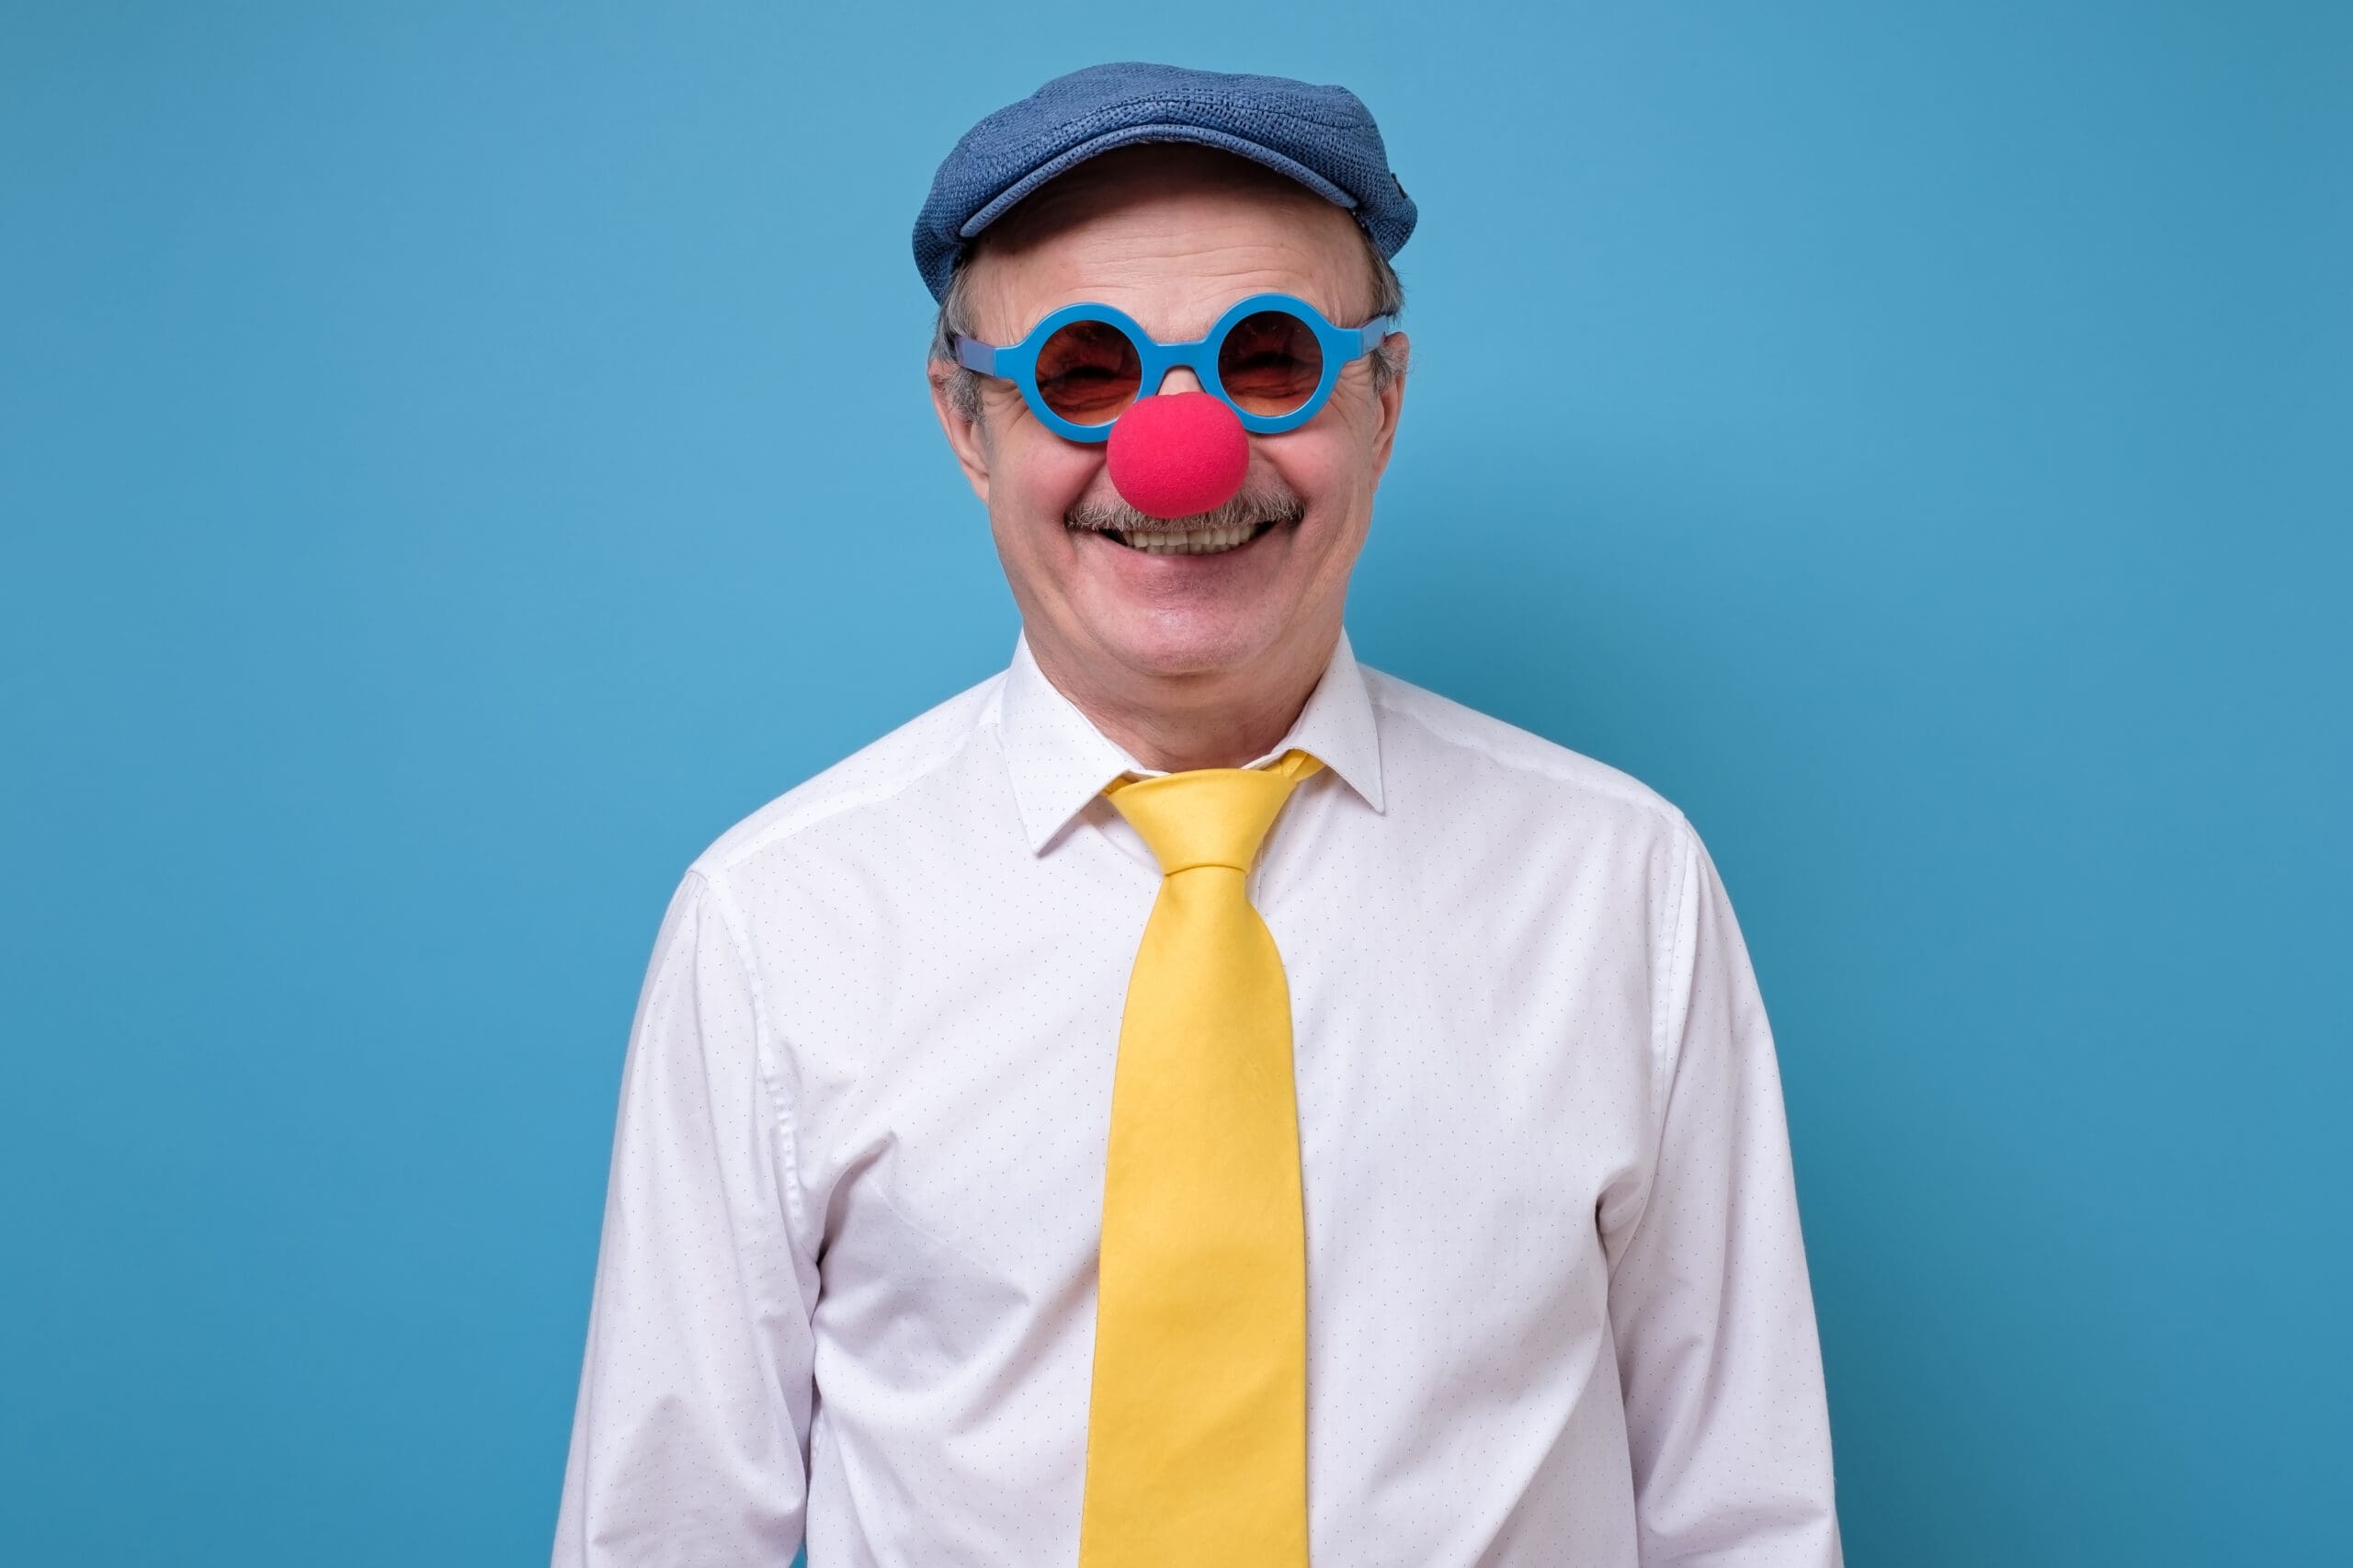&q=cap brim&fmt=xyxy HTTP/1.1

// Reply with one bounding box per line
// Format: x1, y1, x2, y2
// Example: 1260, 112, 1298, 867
958, 122, 1358, 242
